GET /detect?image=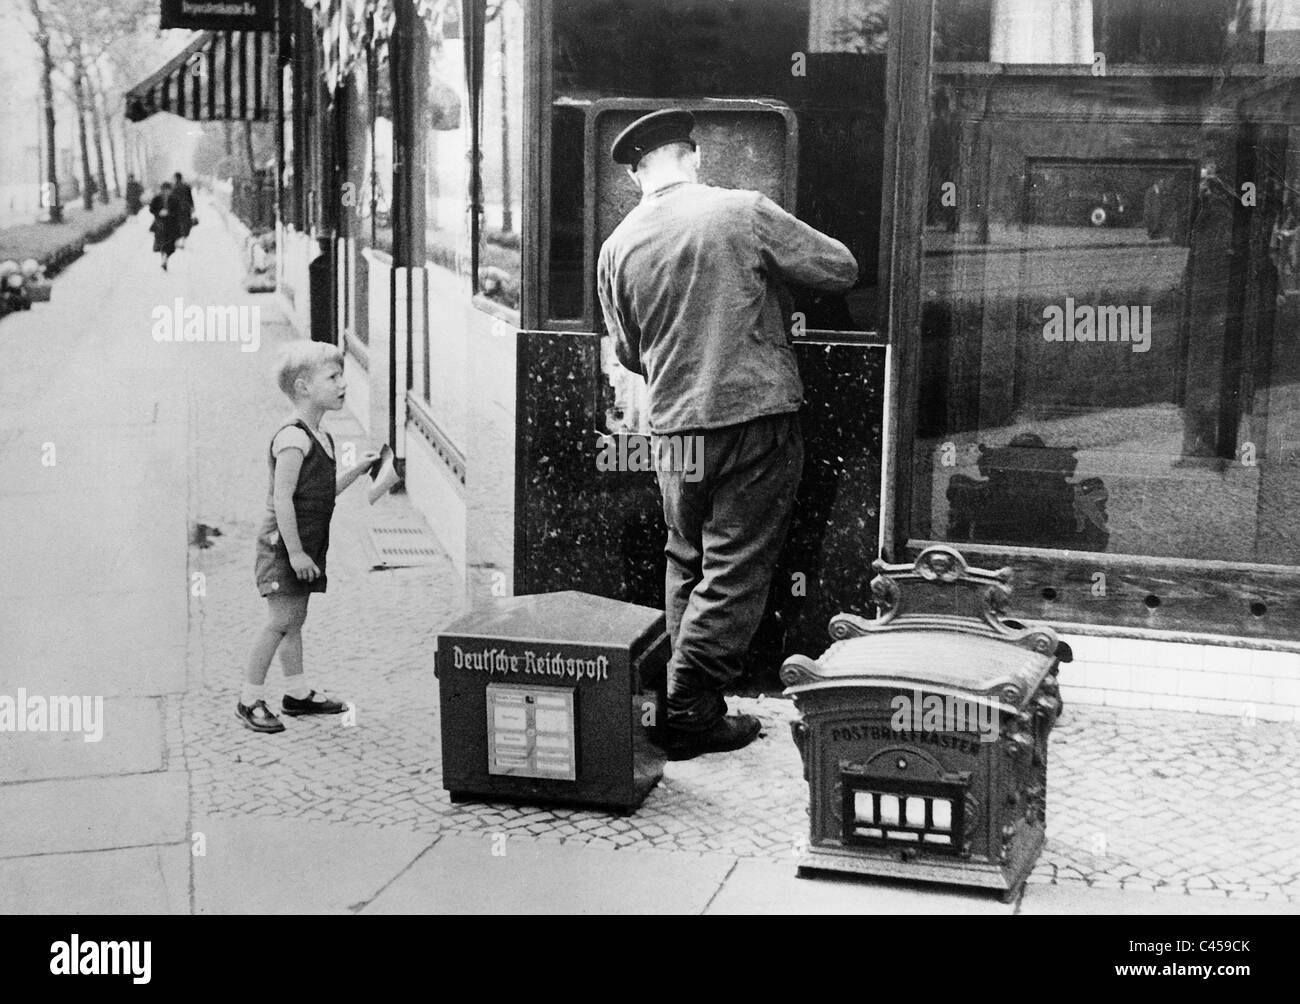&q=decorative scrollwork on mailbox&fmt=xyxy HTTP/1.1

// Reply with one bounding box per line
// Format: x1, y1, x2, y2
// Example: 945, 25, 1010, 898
867, 545, 1017, 633
828, 611, 875, 640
